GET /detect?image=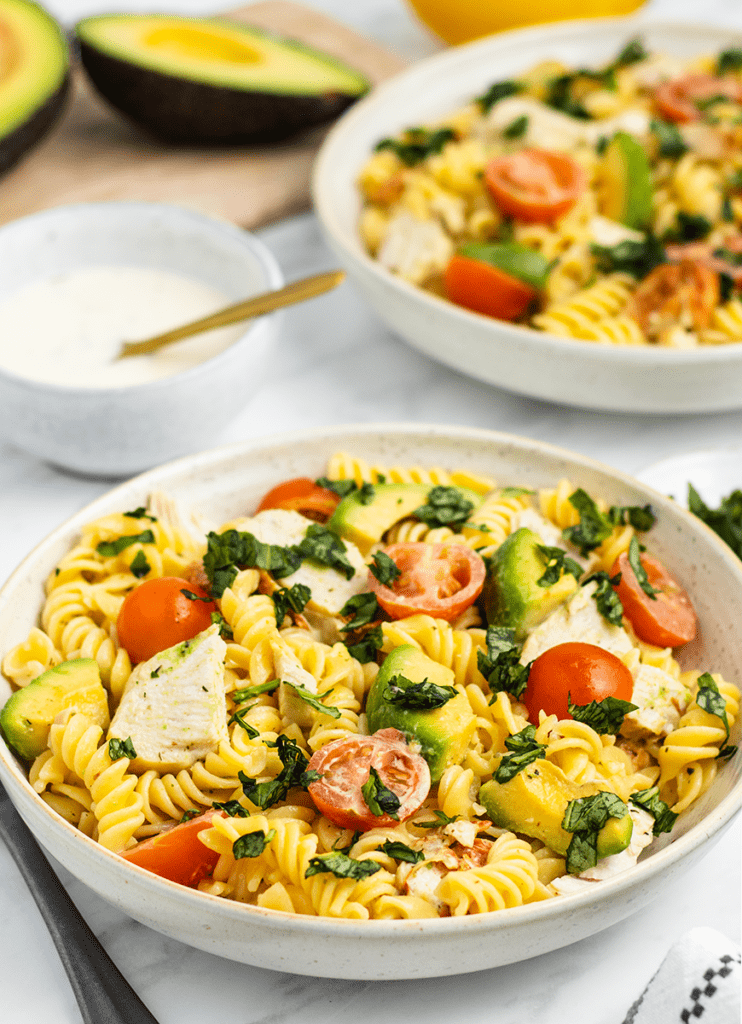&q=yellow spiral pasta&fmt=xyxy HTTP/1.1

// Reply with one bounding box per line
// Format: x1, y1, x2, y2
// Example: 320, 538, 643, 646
326, 451, 495, 495
437, 833, 539, 915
